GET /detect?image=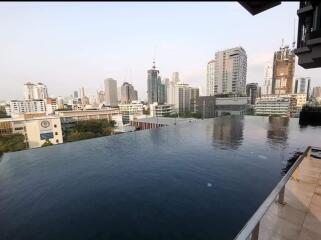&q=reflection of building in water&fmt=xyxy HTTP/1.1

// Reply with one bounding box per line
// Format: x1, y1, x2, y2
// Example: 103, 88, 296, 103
266, 117, 289, 147
212, 116, 244, 150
